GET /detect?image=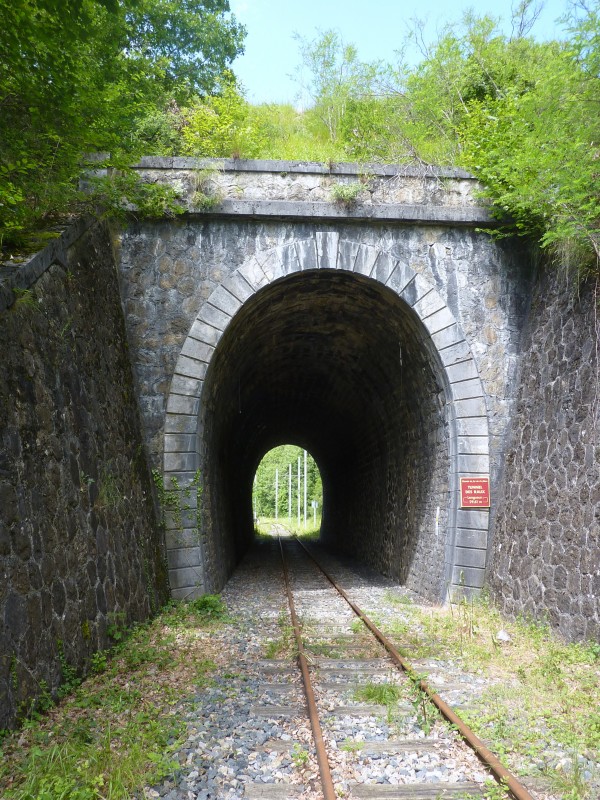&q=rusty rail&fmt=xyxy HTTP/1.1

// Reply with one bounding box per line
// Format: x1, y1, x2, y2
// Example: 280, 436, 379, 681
278, 537, 337, 800
294, 536, 535, 800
